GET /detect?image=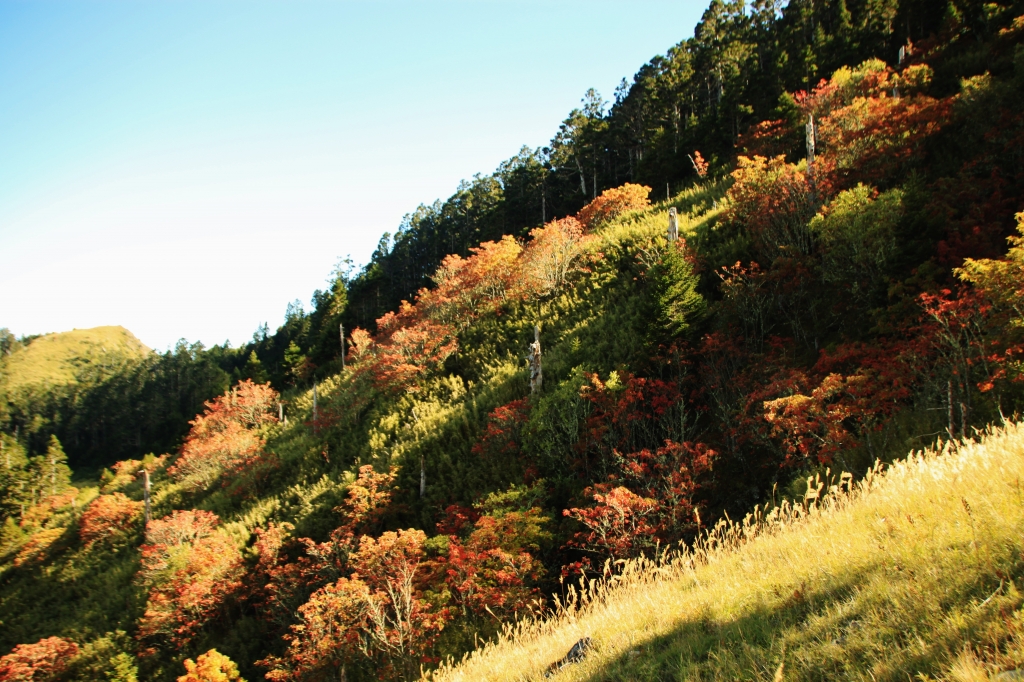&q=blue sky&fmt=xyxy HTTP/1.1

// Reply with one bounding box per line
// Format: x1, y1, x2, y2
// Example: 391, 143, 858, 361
0, 0, 706, 351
